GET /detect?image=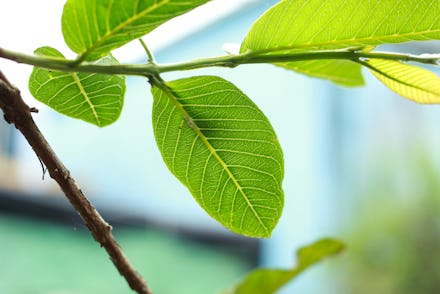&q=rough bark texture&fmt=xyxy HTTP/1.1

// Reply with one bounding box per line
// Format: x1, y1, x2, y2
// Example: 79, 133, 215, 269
0, 70, 151, 294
